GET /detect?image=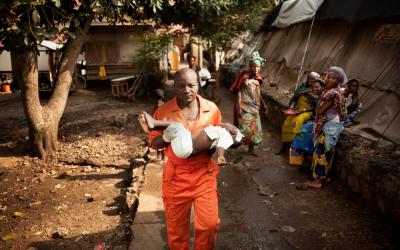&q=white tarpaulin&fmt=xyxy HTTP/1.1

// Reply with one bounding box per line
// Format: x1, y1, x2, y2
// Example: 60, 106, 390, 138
235, 18, 400, 144
272, 0, 325, 28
